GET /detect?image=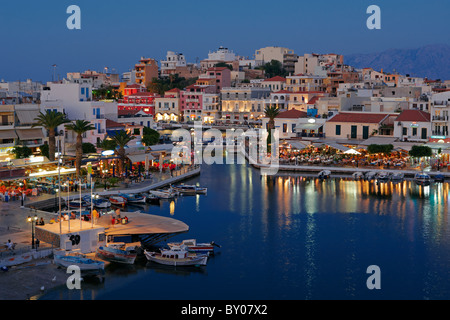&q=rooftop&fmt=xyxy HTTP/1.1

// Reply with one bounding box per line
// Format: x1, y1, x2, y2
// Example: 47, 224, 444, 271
275, 109, 307, 119
395, 110, 431, 122
328, 112, 389, 124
